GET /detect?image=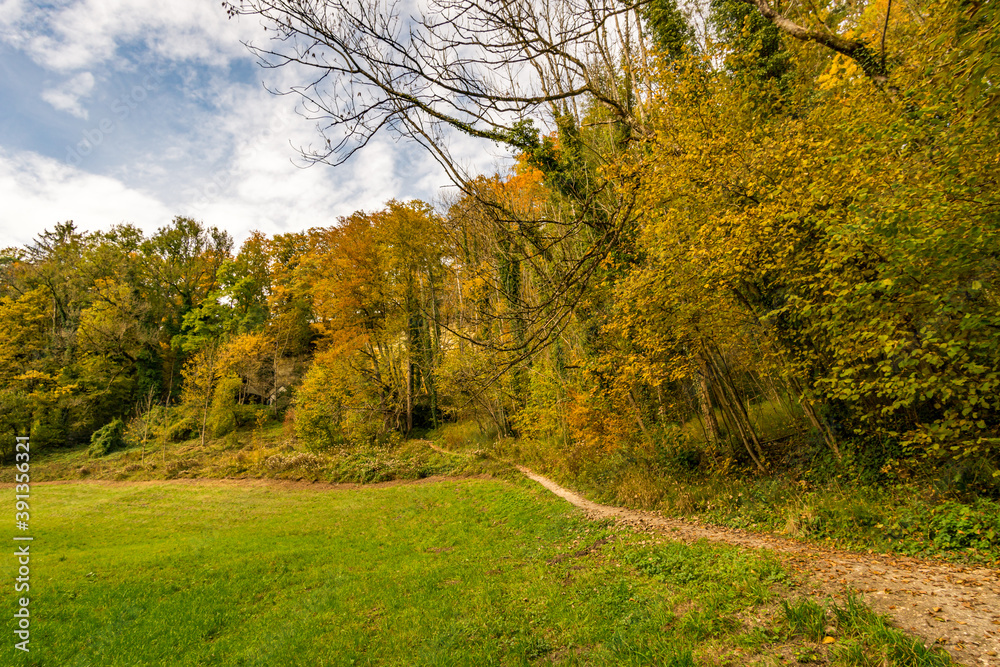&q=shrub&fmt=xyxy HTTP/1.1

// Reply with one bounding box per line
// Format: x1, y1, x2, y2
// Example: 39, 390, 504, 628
926, 499, 1000, 552
164, 415, 197, 442
294, 363, 347, 450
209, 375, 242, 438
438, 421, 498, 451
0, 389, 30, 460
88, 419, 126, 458
294, 358, 397, 450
